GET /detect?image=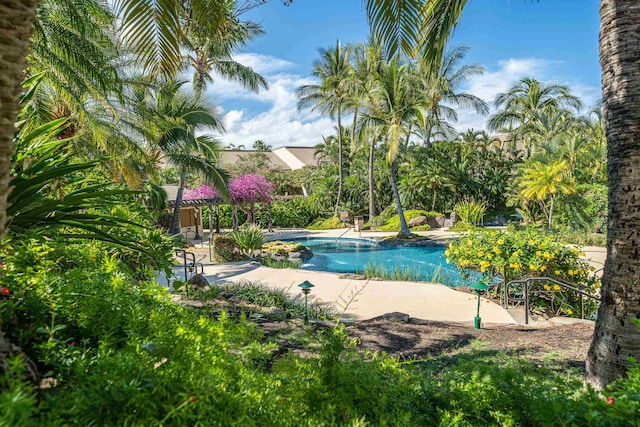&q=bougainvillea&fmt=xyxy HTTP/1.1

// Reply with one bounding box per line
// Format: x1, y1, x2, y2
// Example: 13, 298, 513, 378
229, 174, 275, 225
184, 185, 219, 200
229, 174, 275, 205
446, 229, 600, 317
